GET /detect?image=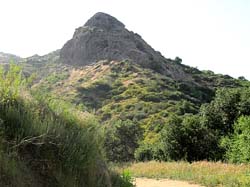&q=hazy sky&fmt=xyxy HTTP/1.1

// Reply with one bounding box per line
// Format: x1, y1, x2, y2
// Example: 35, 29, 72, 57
0, 0, 249, 79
